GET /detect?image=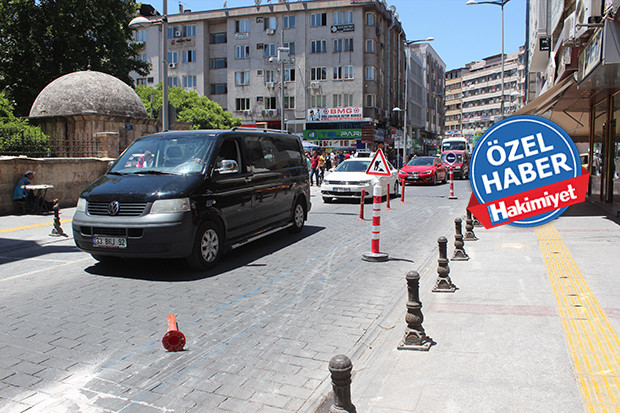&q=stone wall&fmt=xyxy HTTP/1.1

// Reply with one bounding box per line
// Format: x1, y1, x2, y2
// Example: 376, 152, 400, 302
1, 156, 110, 215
